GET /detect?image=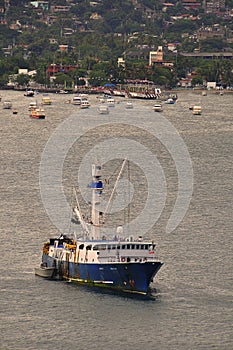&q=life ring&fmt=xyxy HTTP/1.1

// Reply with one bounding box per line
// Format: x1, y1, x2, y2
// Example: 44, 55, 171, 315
121, 257, 125, 262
